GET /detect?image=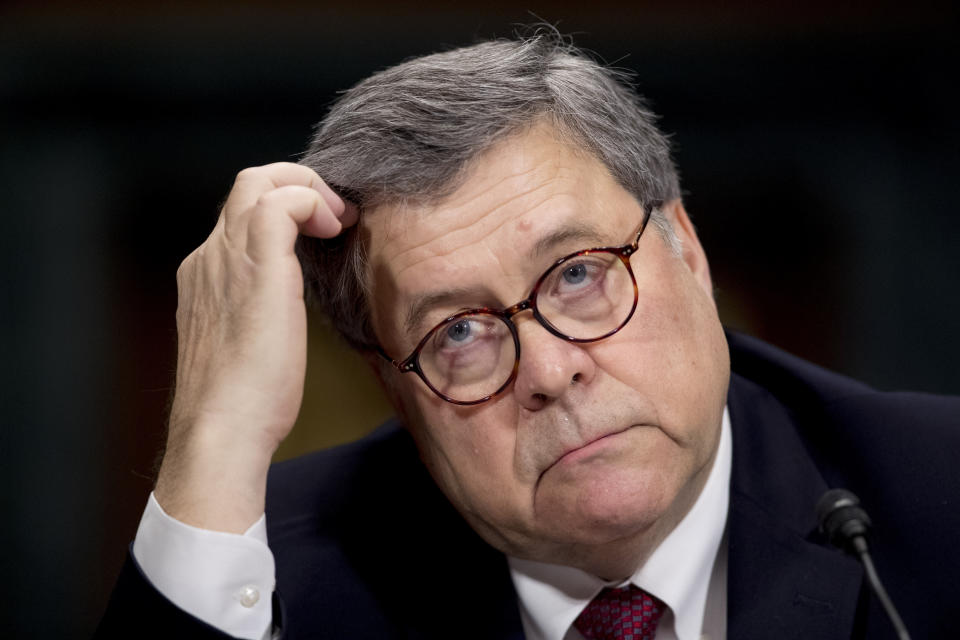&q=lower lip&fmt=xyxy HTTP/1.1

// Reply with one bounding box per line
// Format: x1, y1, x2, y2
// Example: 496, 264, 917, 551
557, 428, 633, 466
